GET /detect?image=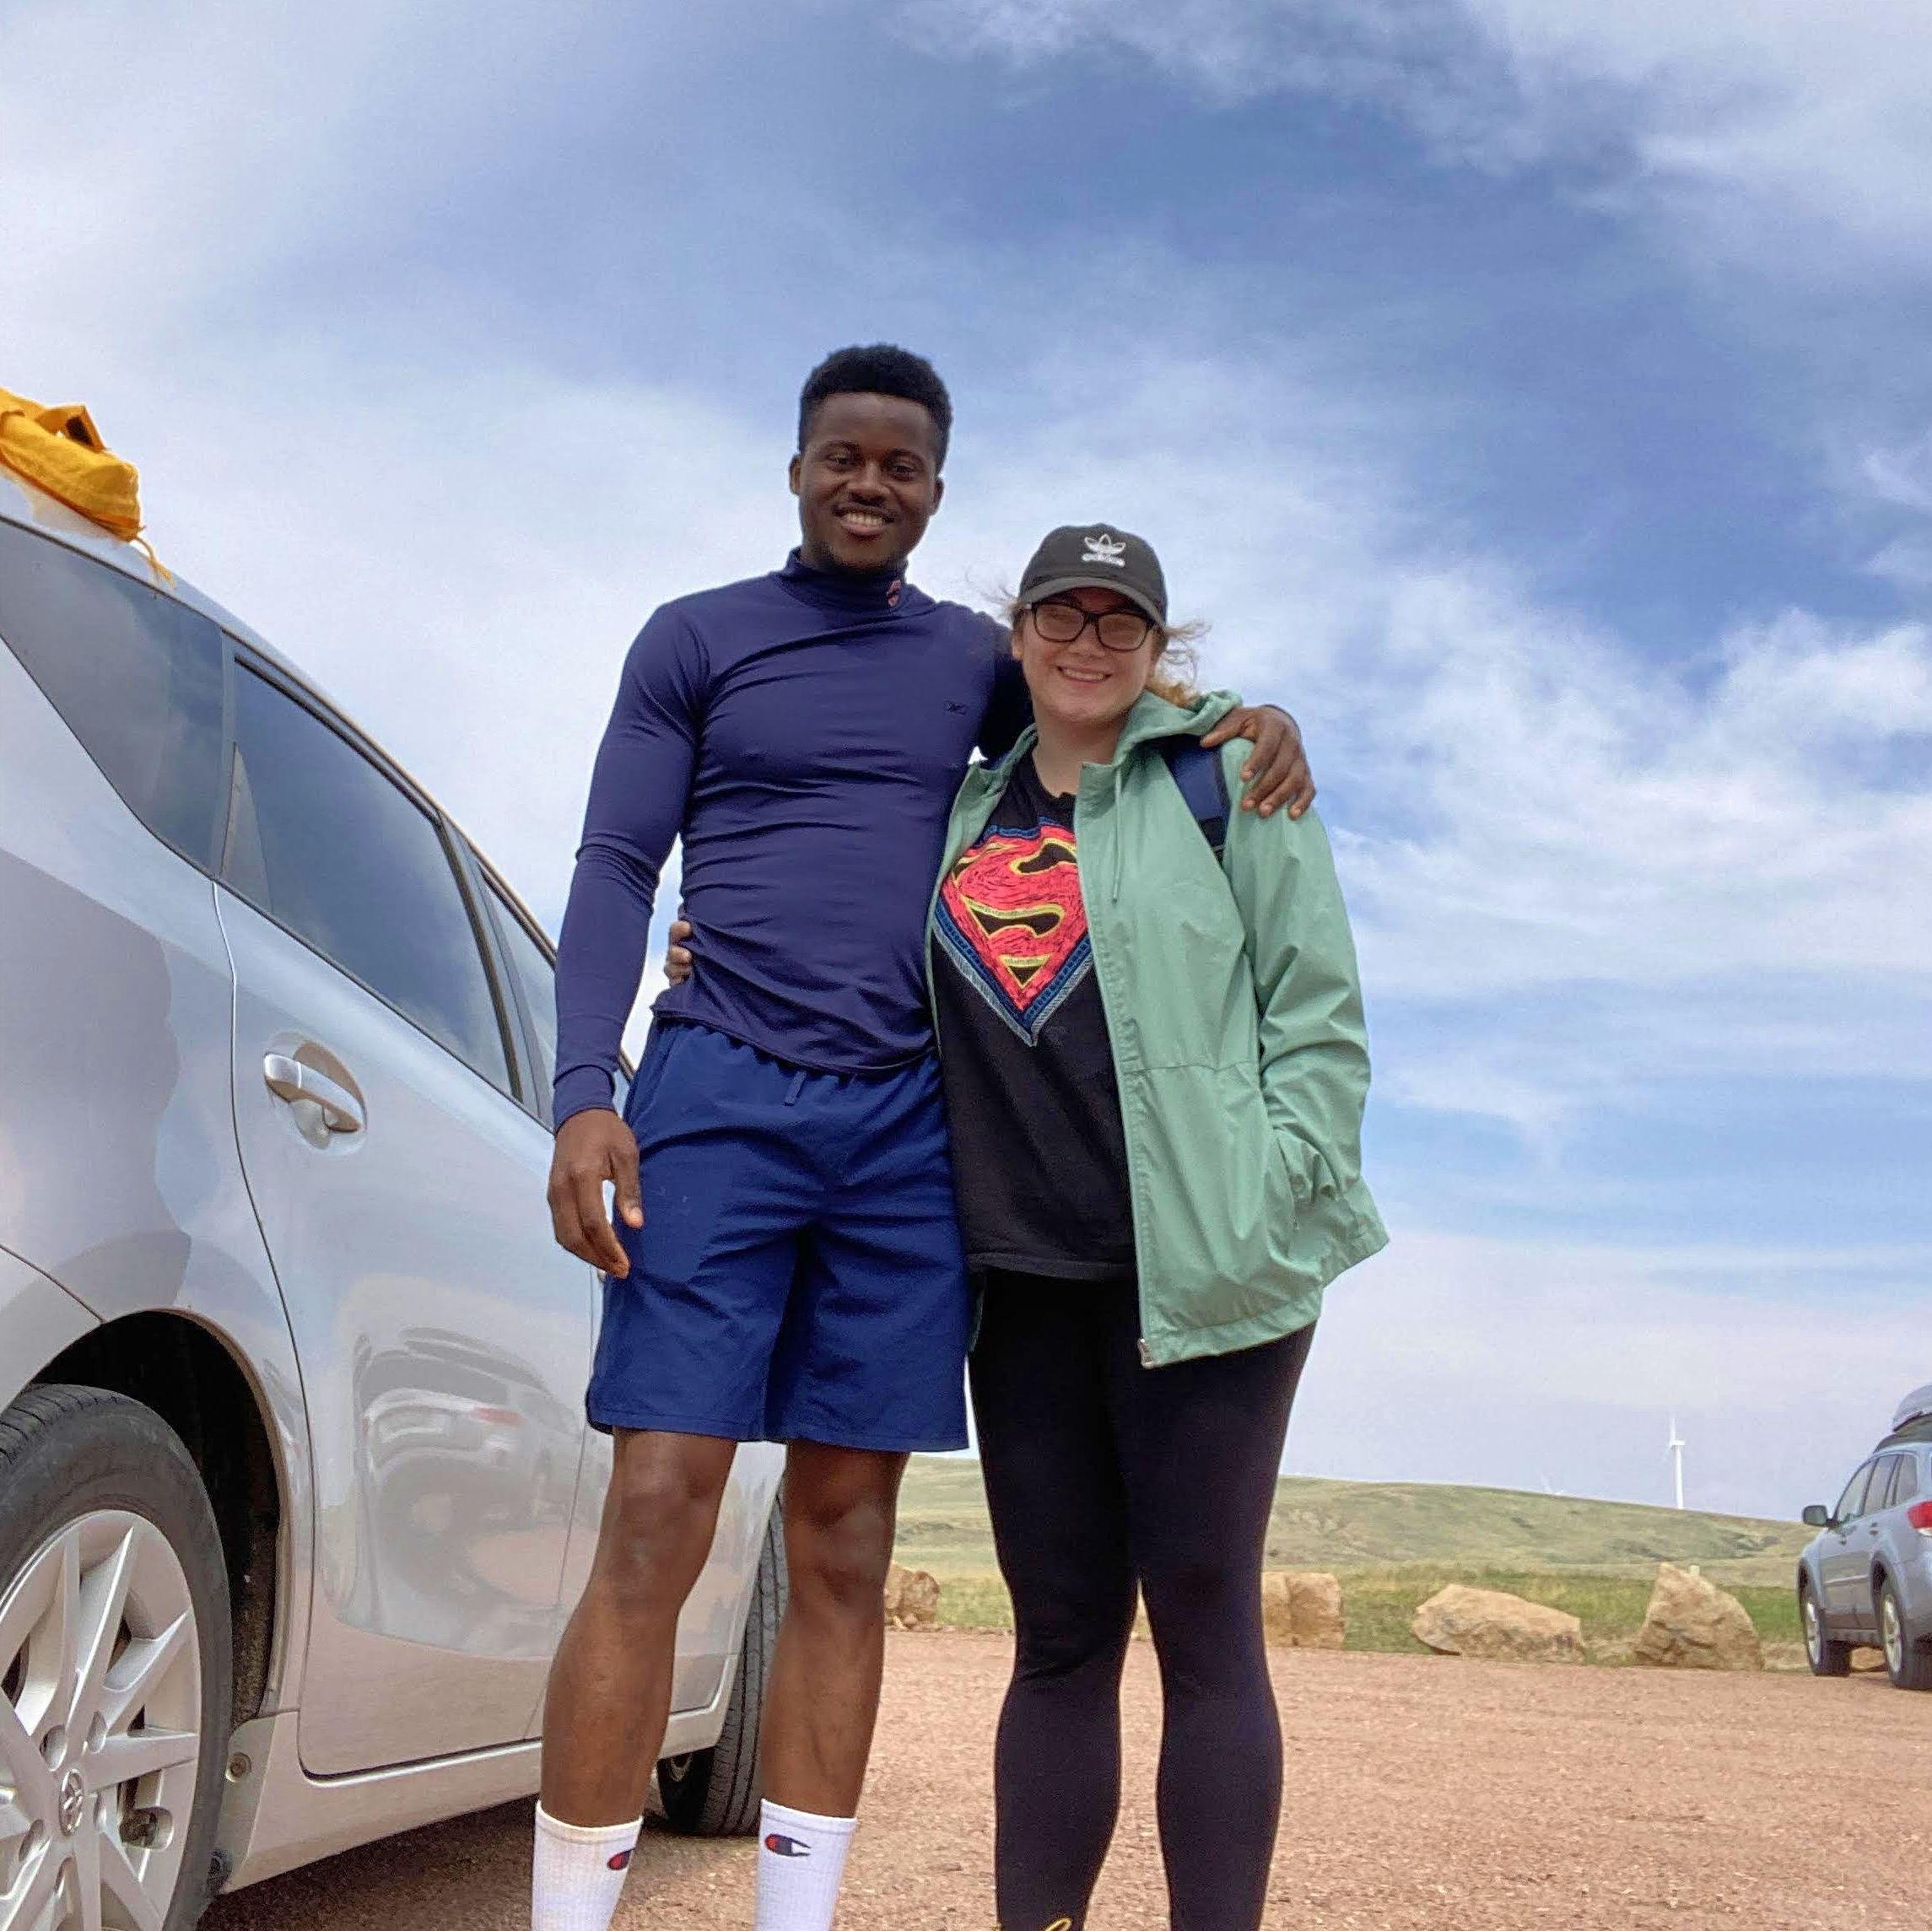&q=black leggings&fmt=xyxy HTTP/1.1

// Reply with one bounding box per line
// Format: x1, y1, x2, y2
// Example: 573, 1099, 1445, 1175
970, 1271, 1315, 1931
